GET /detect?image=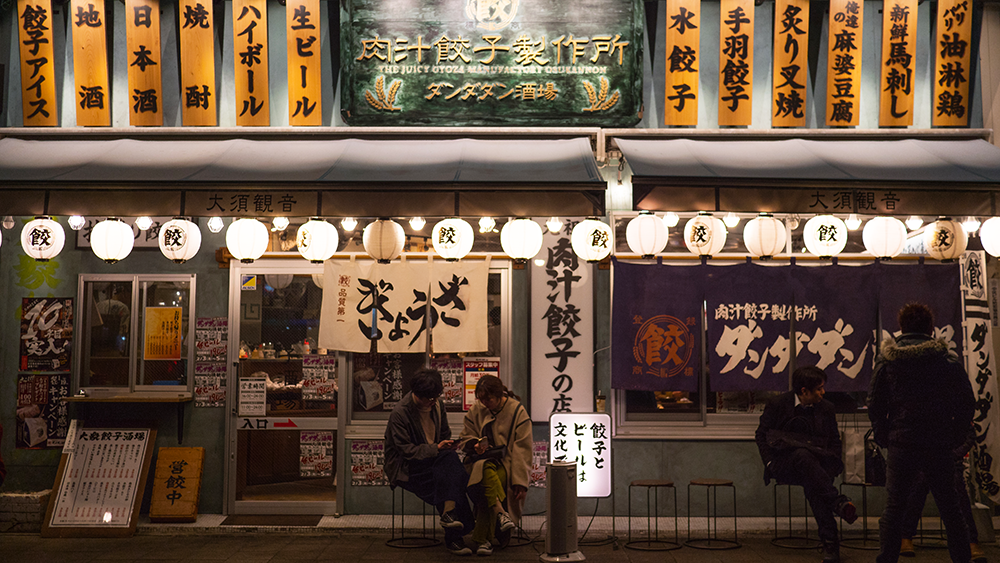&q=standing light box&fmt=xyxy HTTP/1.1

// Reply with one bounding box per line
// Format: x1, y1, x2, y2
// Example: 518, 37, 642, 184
548, 412, 612, 498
